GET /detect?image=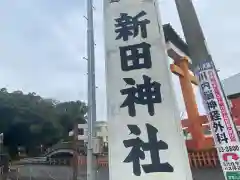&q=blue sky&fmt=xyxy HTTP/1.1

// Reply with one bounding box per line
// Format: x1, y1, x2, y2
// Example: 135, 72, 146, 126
1, 0, 240, 120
